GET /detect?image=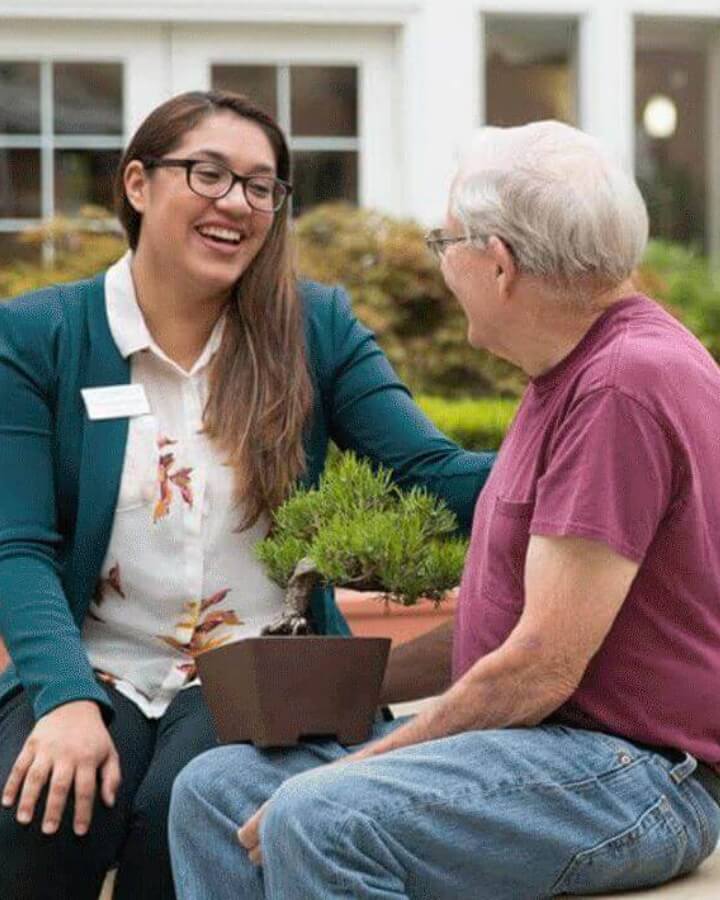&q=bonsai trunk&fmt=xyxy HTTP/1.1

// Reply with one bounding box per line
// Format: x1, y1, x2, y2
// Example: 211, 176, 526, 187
262, 557, 320, 635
